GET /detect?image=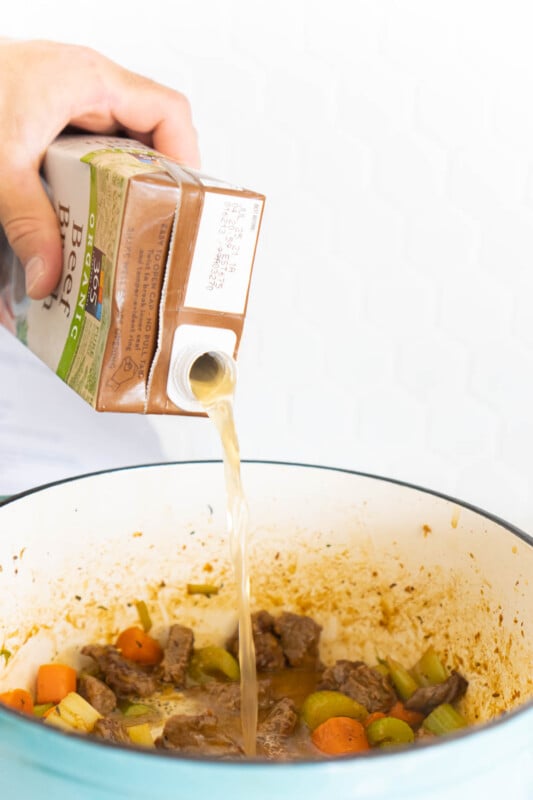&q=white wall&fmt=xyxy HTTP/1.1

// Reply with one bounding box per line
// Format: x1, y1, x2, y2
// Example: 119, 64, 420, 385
4, 0, 533, 531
